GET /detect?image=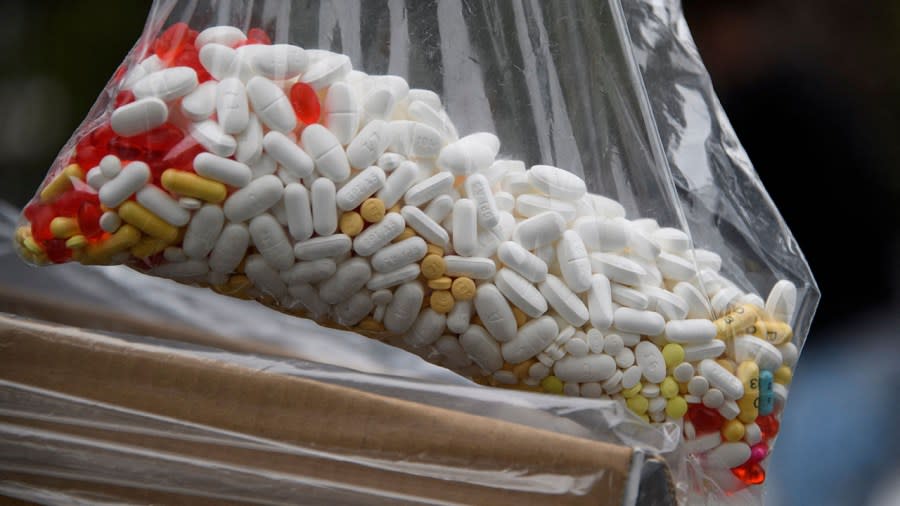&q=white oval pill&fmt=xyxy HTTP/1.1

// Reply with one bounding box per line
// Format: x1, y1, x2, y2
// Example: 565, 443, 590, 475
614, 308, 665, 336
465, 174, 500, 229
424, 194, 454, 223
494, 268, 547, 318
133, 67, 198, 102
513, 211, 566, 250
779, 342, 799, 367
438, 137, 494, 175
718, 400, 740, 420
283, 183, 313, 241
209, 223, 249, 273
405, 172, 454, 207
460, 325, 503, 372
497, 241, 548, 283
281, 259, 336, 284
590, 253, 646, 286
194, 152, 251, 188
674, 281, 713, 319
376, 160, 418, 208
389, 120, 443, 159
319, 257, 371, 304
527, 165, 586, 200
366, 263, 420, 291
554, 354, 616, 383
401, 205, 449, 247
452, 199, 478, 257
657, 252, 697, 281
371, 237, 427, 273
516, 194, 577, 223
766, 279, 797, 324
263, 131, 314, 179
405, 309, 447, 348
310, 178, 337, 236
301, 124, 351, 182
99, 211, 121, 233
622, 365, 643, 389
447, 299, 473, 334
501, 316, 558, 364
557, 230, 592, 293
249, 213, 294, 271
98, 162, 150, 208
687, 376, 709, 397
195, 26, 245, 48
223, 175, 283, 222
587, 274, 614, 329
474, 283, 517, 343
684, 432, 722, 454
189, 119, 237, 157
110, 97, 168, 137
705, 443, 751, 469
336, 166, 386, 211
323, 81, 359, 144
635, 341, 666, 384
215, 77, 249, 134
538, 275, 589, 327
384, 281, 425, 334
353, 213, 405, 256
198, 43, 239, 80
244, 254, 287, 299
301, 53, 351, 90
699, 359, 744, 399
232, 113, 263, 164
444, 256, 496, 279
362, 87, 396, 123
182, 204, 225, 259
246, 76, 297, 132
181, 81, 217, 121
332, 291, 374, 326
346, 120, 392, 169
684, 340, 726, 362
250, 44, 308, 80
575, 217, 629, 252
734, 335, 784, 371
150, 259, 209, 279
665, 319, 717, 344
652, 227, 691, 253
135, 185, 190, 226
294, 234, 352, 261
